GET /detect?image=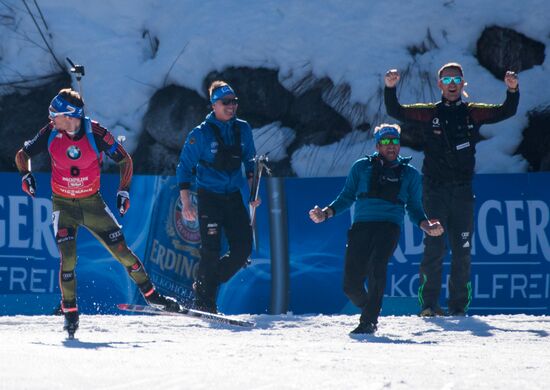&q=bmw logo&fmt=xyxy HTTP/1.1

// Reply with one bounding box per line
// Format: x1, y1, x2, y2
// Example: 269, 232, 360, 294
66, 145, 81, 160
